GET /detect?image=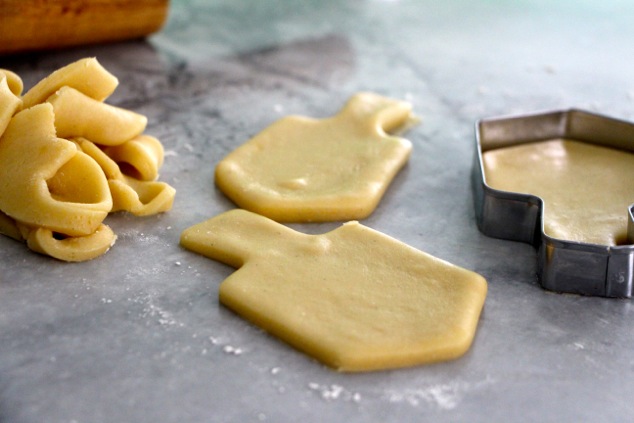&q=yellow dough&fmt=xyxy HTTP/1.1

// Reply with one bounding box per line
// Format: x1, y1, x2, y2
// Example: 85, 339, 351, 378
21, 57, 118, 109
0, 58, 175, 261
0, 104, 112, 236
0, 69, 24, 97
75, 137, 175, 216
25, 224, 116, 262
0, 76, 22, 136
181, 209, 487, 372
102, 134, 165, 181
483, 139, 634, 245
0, 210, 22, 241
47, 86, 147, 146
215, 92, 417, 222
